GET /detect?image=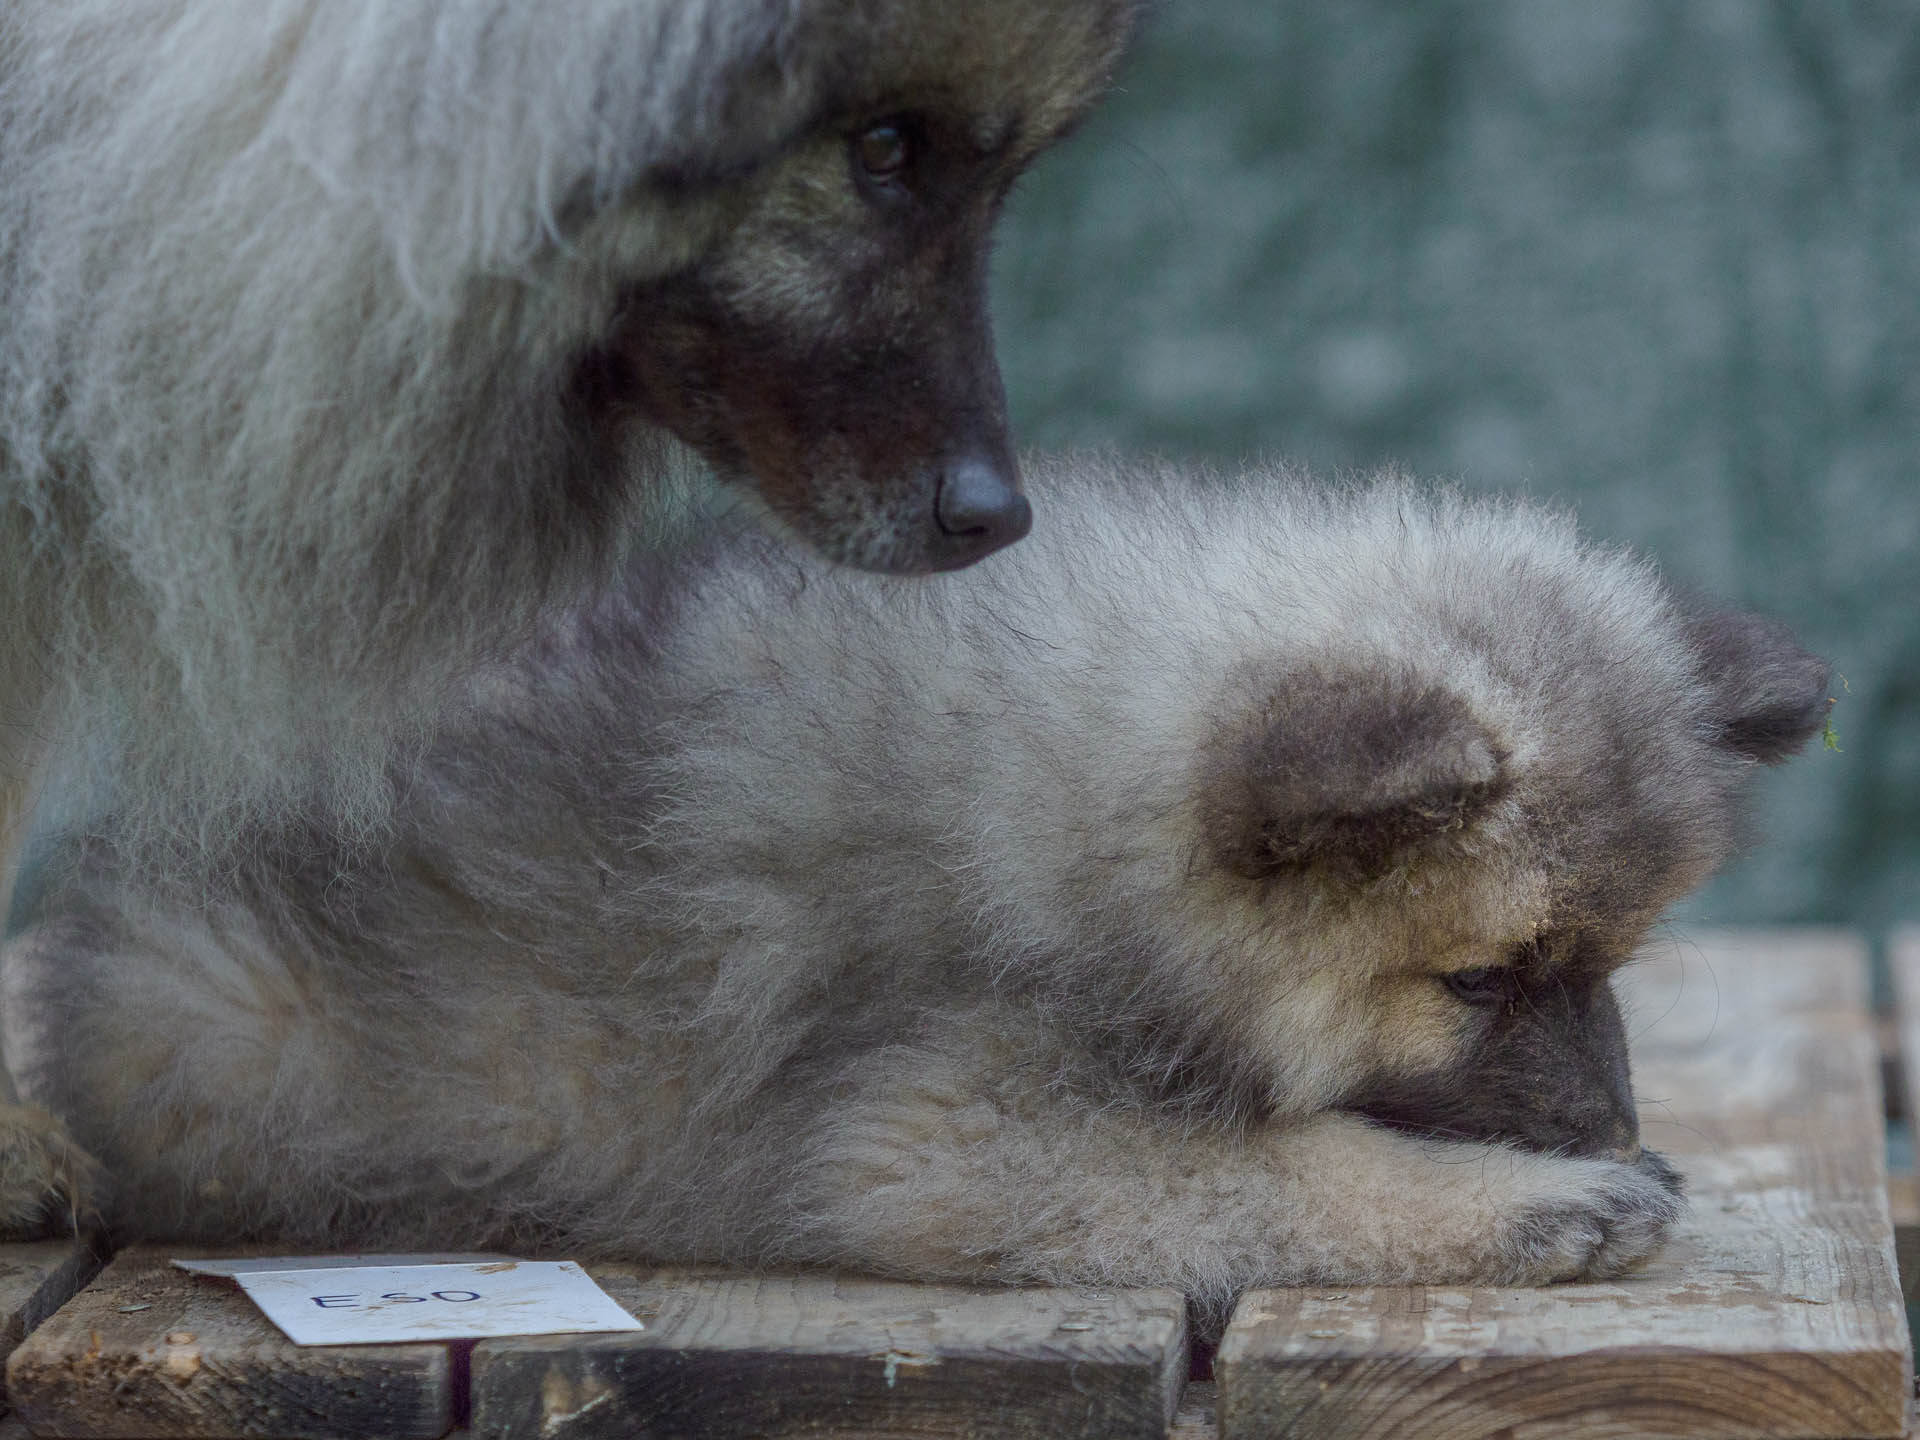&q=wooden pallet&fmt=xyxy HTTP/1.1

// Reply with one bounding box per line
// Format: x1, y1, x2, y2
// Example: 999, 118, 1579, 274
0, 930, 1912, 1438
